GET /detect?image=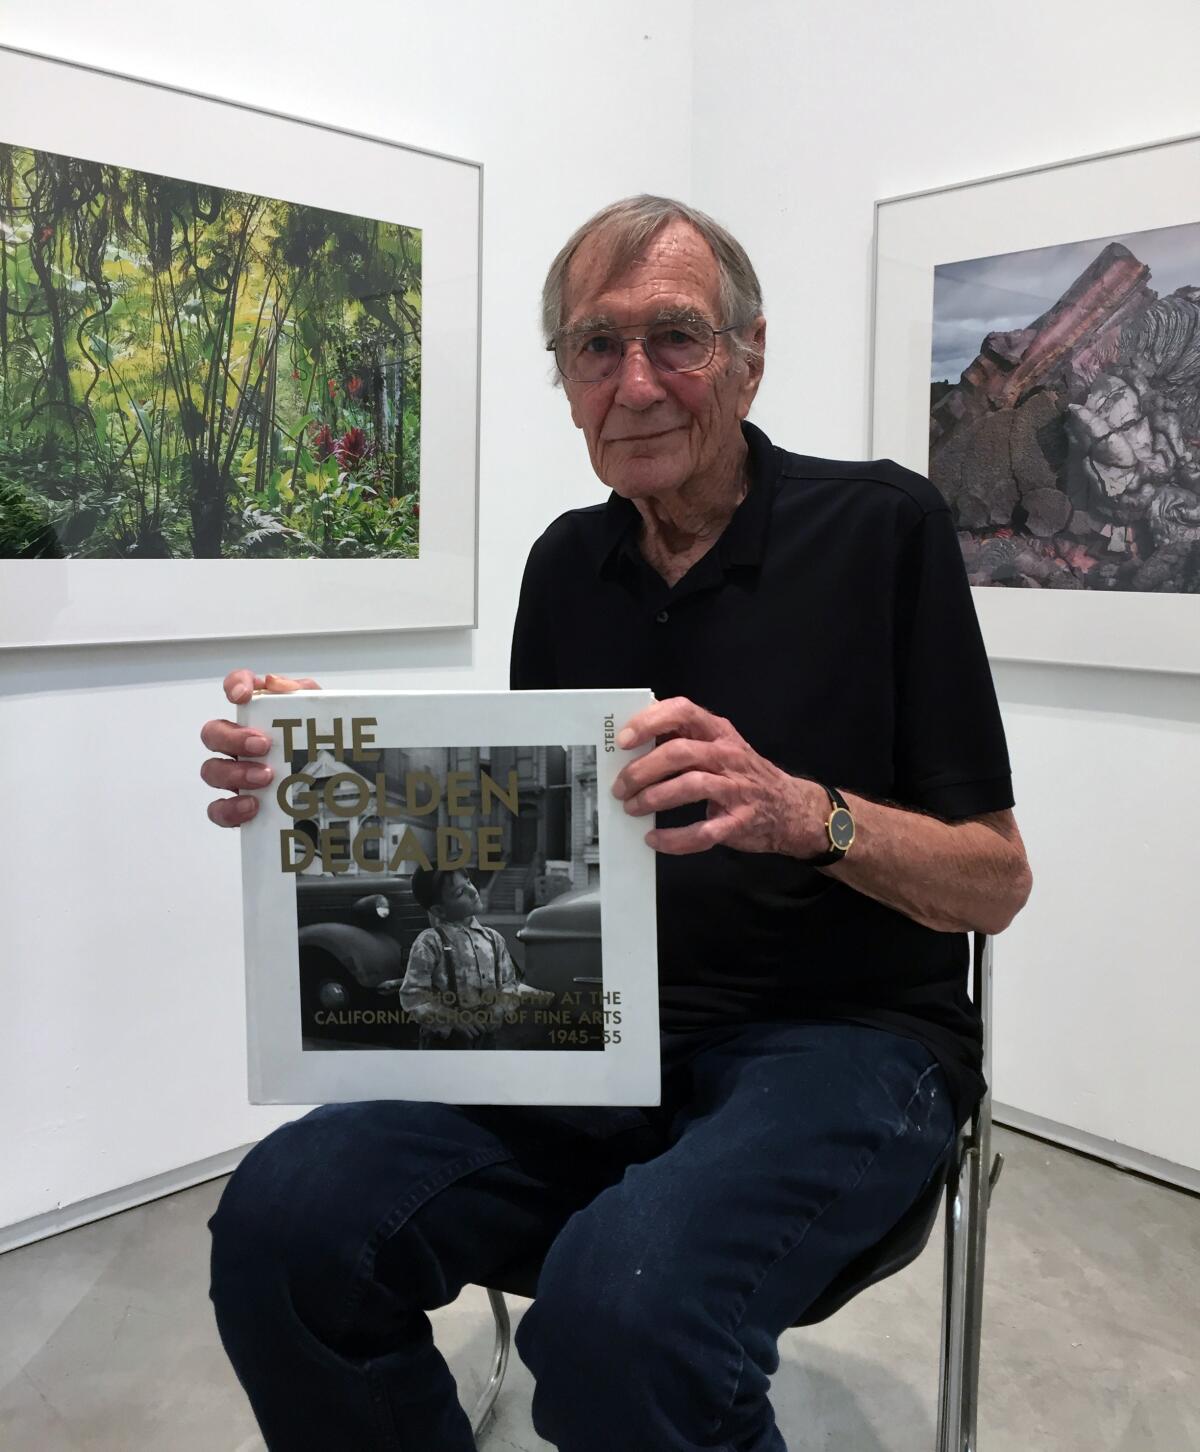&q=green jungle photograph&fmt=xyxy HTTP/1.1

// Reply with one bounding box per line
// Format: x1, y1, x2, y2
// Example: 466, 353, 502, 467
0, 142, 421, 560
